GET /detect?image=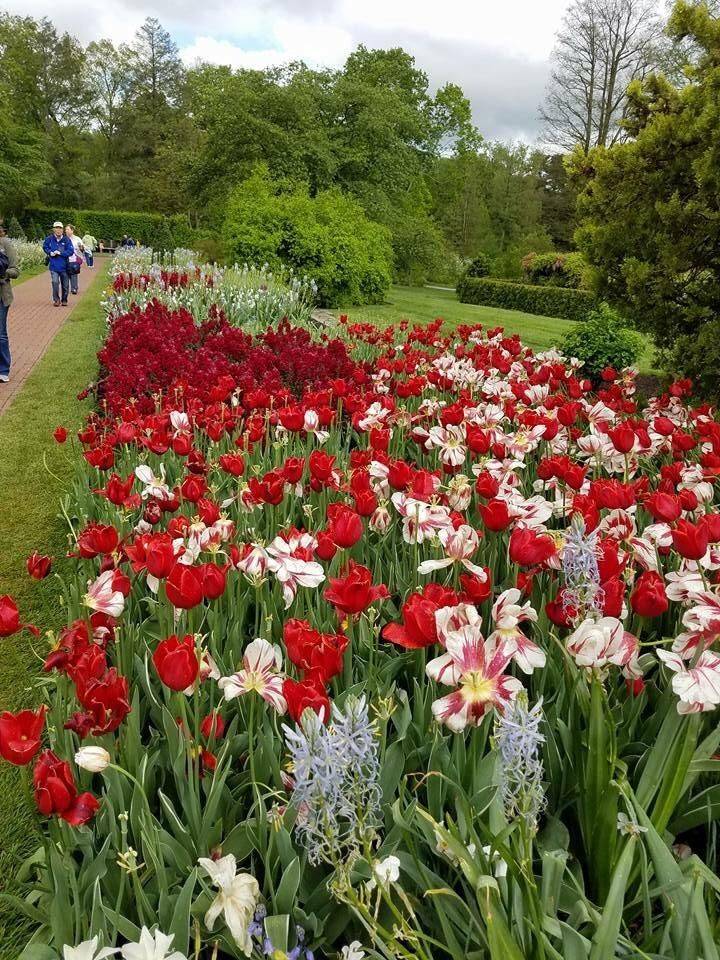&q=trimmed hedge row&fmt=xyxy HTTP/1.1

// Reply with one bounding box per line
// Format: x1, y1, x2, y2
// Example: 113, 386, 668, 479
21, 207, 196, 249
456, 276, 596, 321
